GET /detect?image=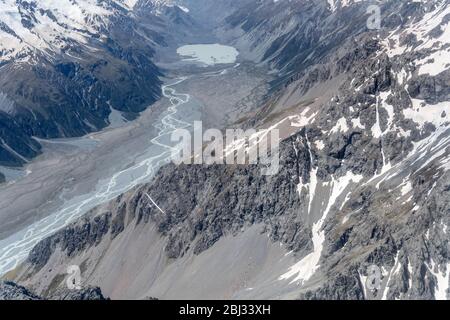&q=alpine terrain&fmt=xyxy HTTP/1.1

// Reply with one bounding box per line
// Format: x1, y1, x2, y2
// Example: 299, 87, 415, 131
0, 0, 449, 301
